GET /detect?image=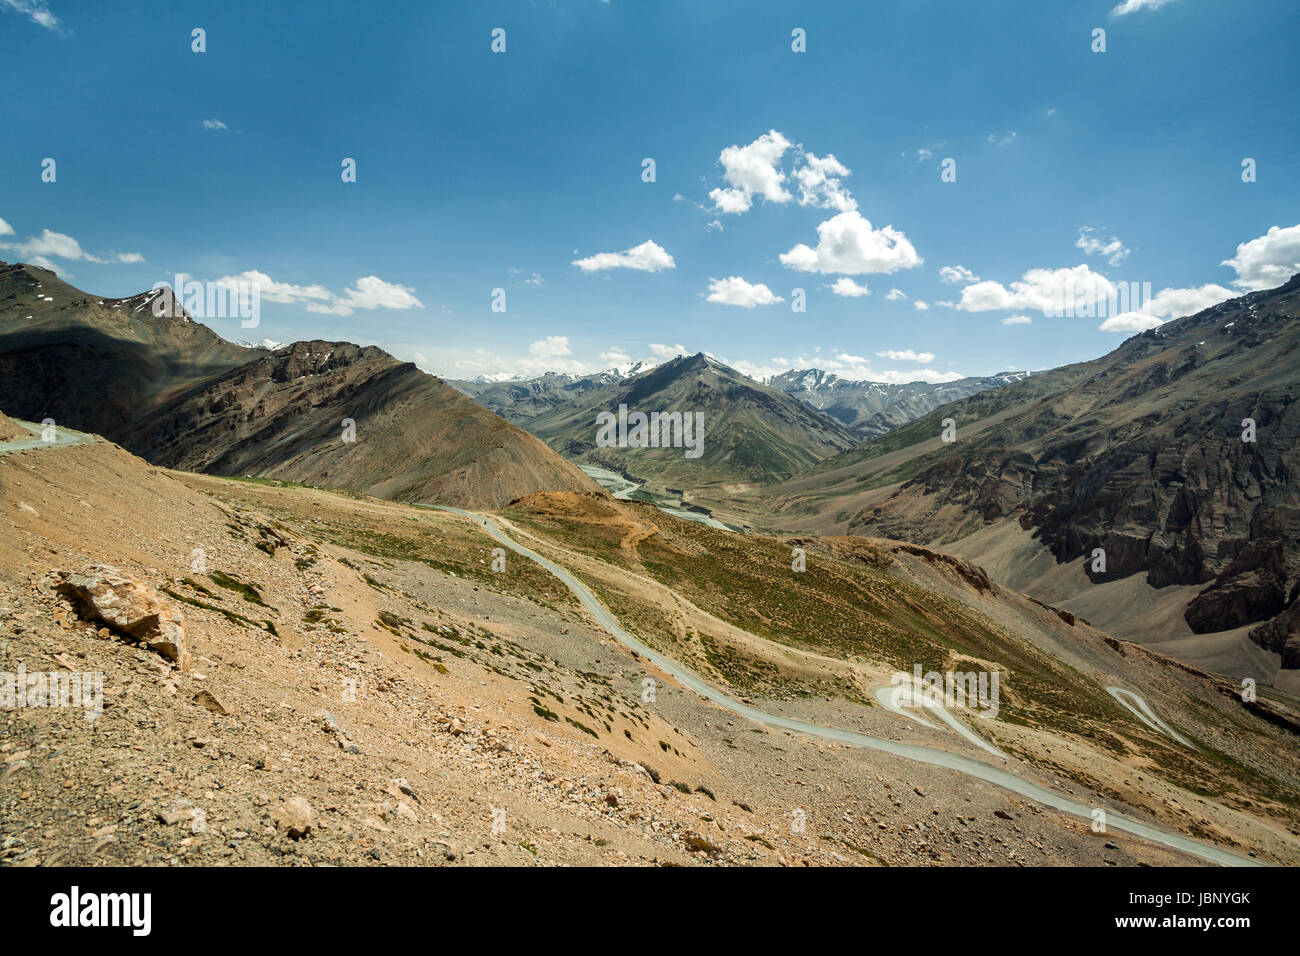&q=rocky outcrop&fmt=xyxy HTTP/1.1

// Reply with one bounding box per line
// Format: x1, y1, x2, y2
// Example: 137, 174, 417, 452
845, 274, 1300, 662
56, 565, 189, 670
